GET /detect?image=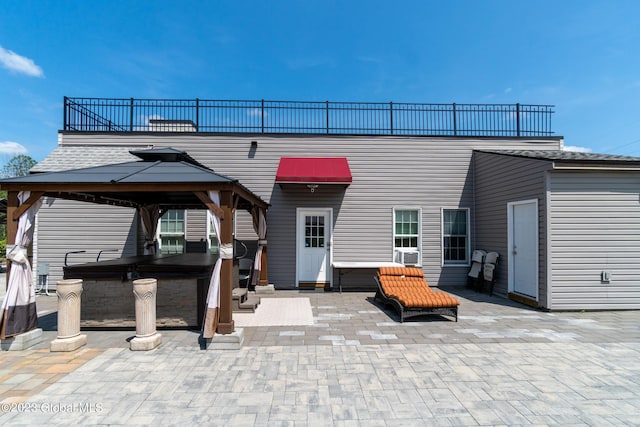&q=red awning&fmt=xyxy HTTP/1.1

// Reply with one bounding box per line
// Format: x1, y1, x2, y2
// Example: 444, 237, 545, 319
275, 157, 352, 185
